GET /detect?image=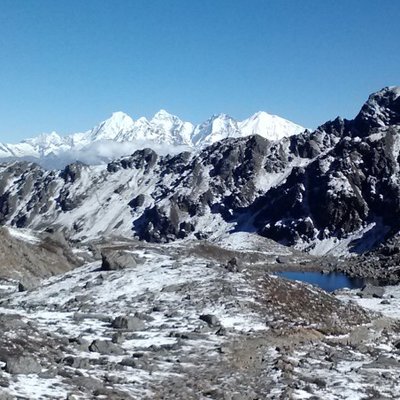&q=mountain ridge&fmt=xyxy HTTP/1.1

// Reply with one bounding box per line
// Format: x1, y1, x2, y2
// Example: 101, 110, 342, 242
0, 86, 399, 256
